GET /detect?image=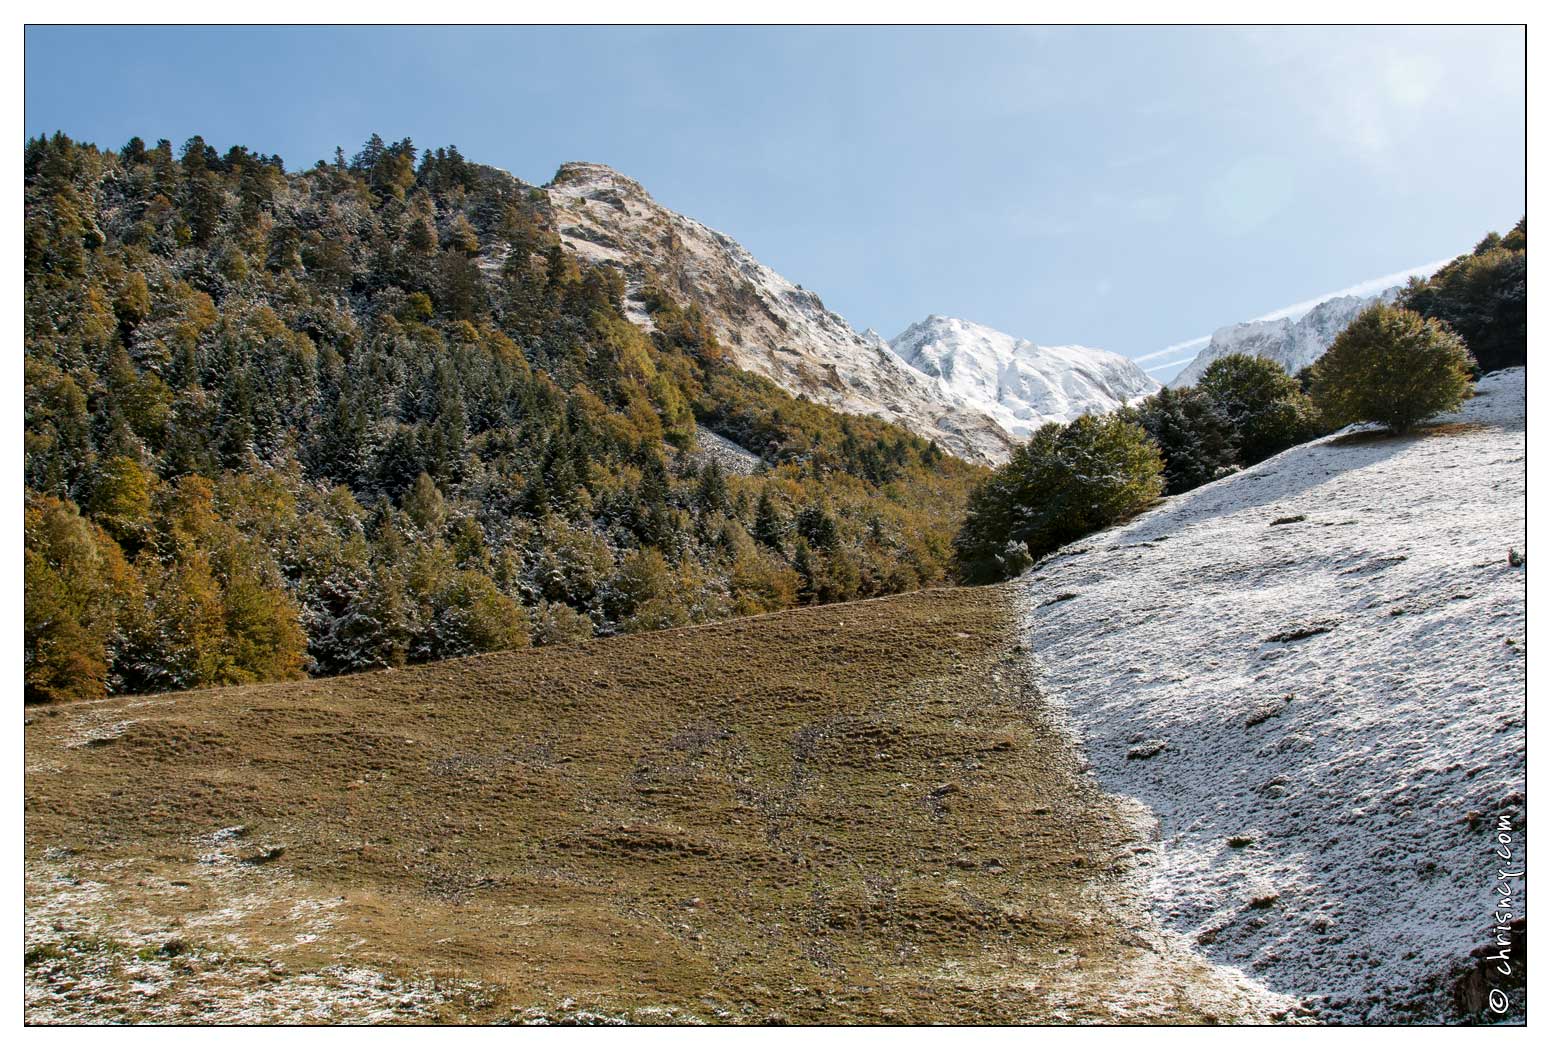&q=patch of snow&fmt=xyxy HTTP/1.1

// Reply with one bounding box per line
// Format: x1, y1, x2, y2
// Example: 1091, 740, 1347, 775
687, 425, 763, 477
1016, 369, 1526, 1023
25, 942, 488, 1024
890, 315, 1159, 439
